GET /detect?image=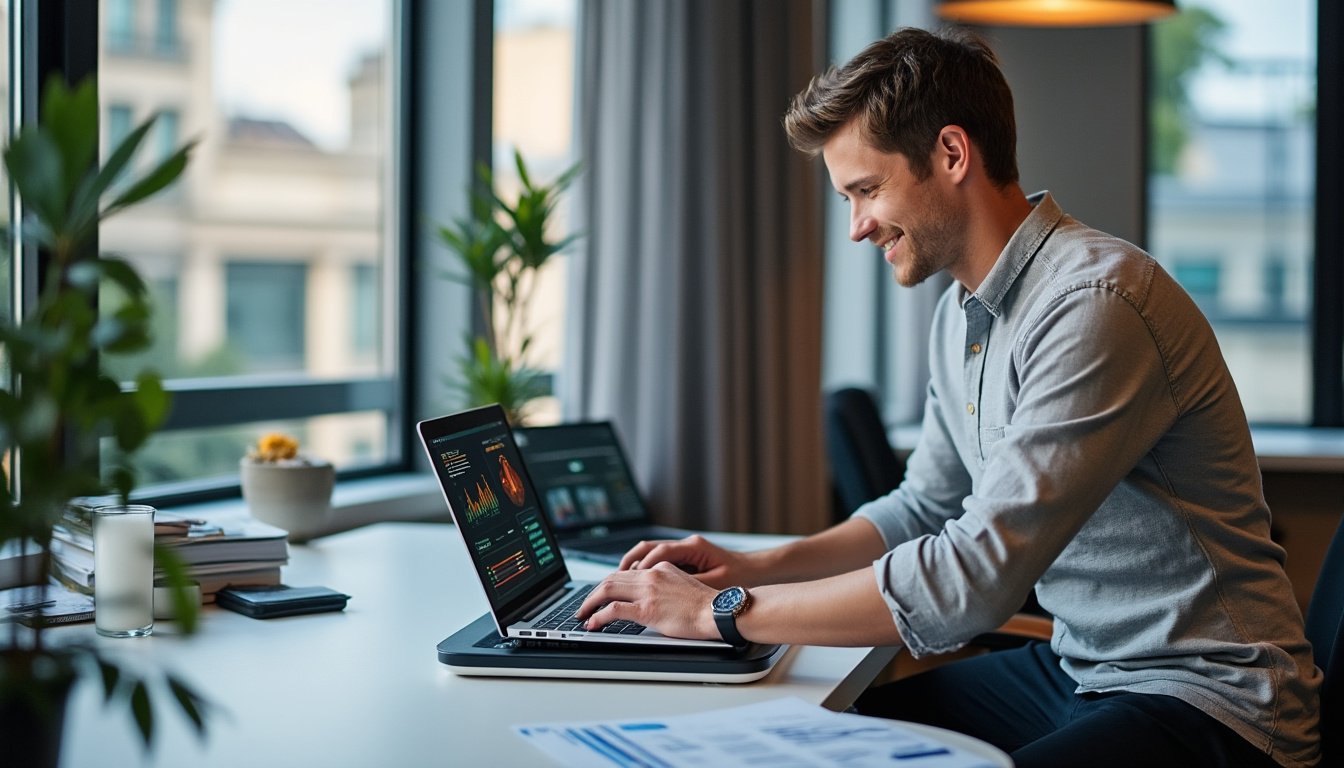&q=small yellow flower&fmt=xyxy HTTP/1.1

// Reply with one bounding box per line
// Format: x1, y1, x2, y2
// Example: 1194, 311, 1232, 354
255, 433, 300, 462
